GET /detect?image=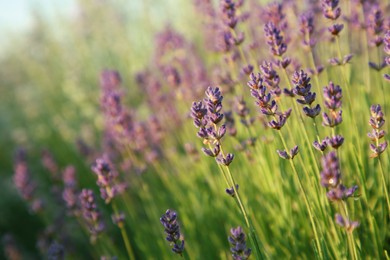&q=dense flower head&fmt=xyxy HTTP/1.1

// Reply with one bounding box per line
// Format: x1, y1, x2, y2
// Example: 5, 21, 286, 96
291, 70, 321, 118
367, 5, 384, 47
248, 72, 278, 116
368, 104, 388, 158
321, 0, 341, 20
321, 152, 358, 206
228, 226, 251, 260
160, 209, 185, 255
322, 81, 343, 127
220, 0, 238, 29
191, 86, 231, 161
299, 12, 315, 47
262, 2, 286, 29
320, 151, 341, 188
264, 22, 287, 57
260, 61, 281, 96
91, 157, 127, 204
79, 189, 105, 241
